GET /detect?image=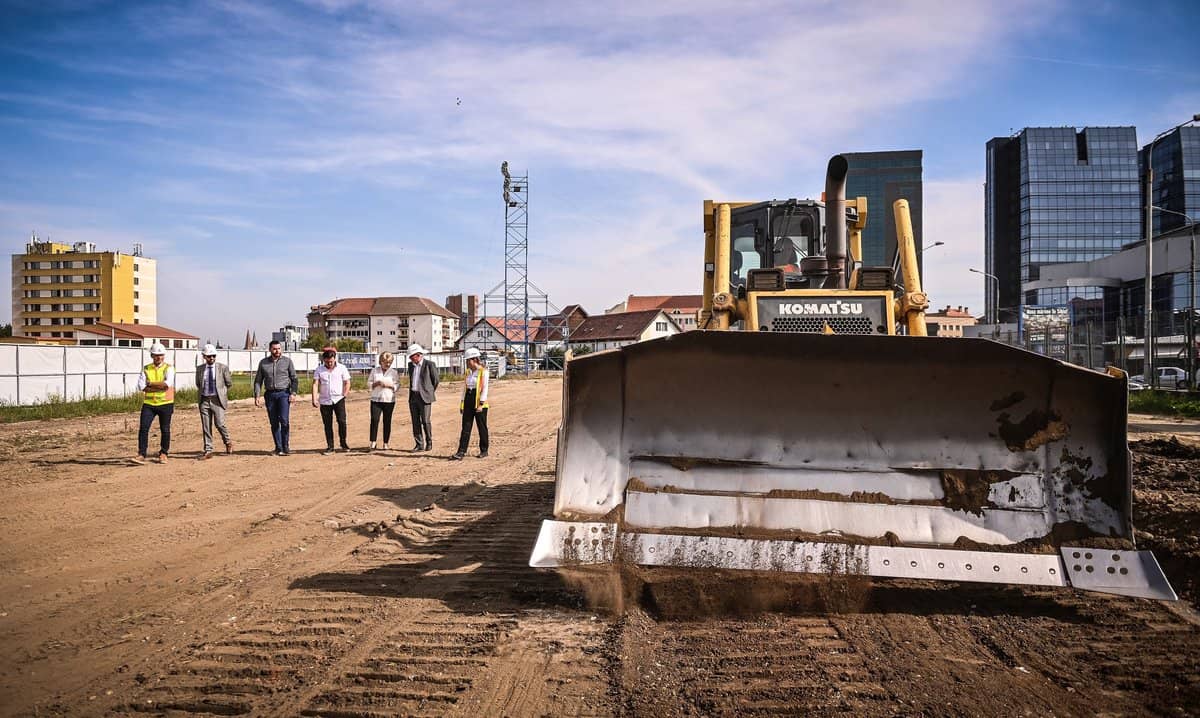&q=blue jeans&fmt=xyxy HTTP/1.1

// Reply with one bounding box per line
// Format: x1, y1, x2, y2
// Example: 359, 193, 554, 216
265, 391, 291, 452
138, 403, 174, 457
